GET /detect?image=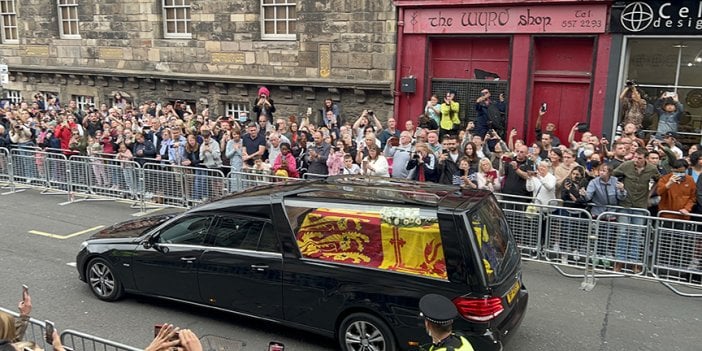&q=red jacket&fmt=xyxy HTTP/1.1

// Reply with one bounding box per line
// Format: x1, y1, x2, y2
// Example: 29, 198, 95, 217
54, 123, 73, 154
